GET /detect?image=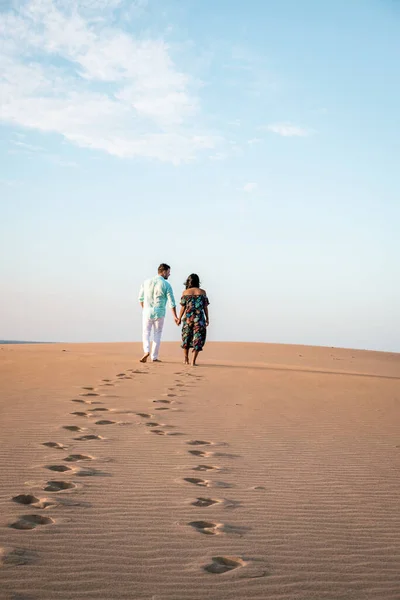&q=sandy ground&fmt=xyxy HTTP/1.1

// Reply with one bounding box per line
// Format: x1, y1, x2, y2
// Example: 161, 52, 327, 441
0, 342, 399, 600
